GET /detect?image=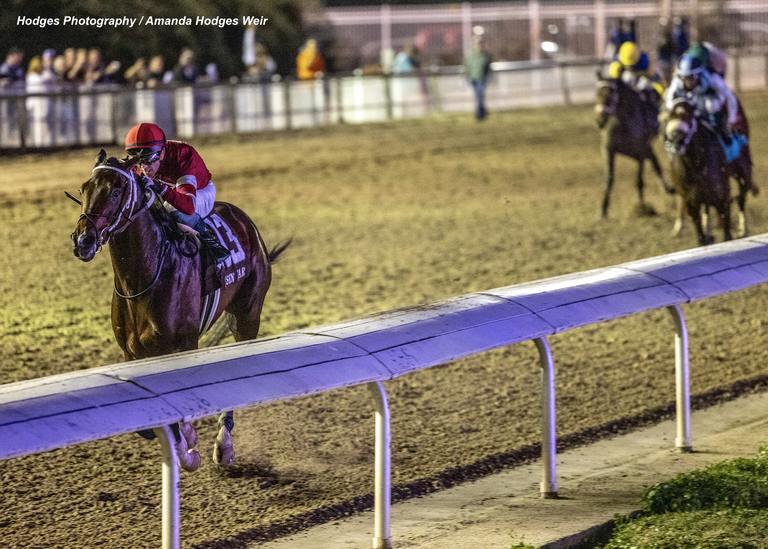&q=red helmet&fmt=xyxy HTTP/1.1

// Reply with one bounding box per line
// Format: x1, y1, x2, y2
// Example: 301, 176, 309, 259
124, 122, 166, 161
